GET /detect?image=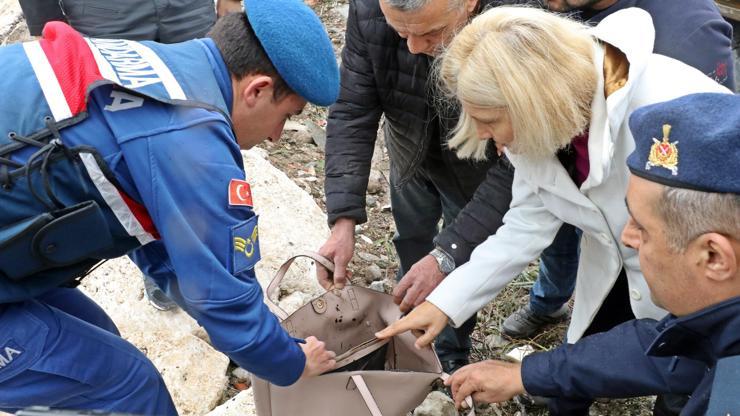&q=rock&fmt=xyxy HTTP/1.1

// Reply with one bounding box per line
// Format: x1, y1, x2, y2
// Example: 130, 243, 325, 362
278, 291, 315, 316
366, 195, 378, 207
484, 334, 507, 349
369, 281, 386, 293
304, 120, 327, 150
367, 169, 384, 194
506, 345, 535, 362
81, 259, 230, 416
293, 129, 314, 144
192, 326, 212, 346
283, 120, 307, 132
381, 204, 392, 212
232, 367, 251, 380
364, 264, 383, 283
358, 234, 374, 245
413, 391, 458, 416
244, 148, 327, 300
334, 4, 350, 21
357, 251, 381, 262
206, 390, 257, 416
0, 0, 22, 41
